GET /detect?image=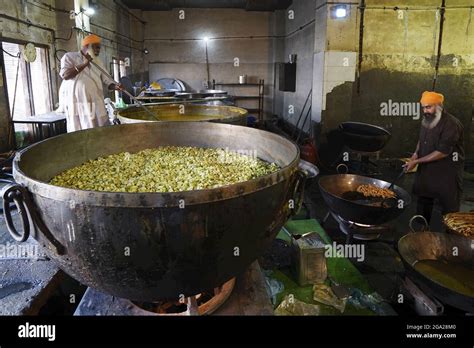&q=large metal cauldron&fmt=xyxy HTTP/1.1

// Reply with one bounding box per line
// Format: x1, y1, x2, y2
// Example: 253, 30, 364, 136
2, 122, 312, 302
117, 104, 247, 126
